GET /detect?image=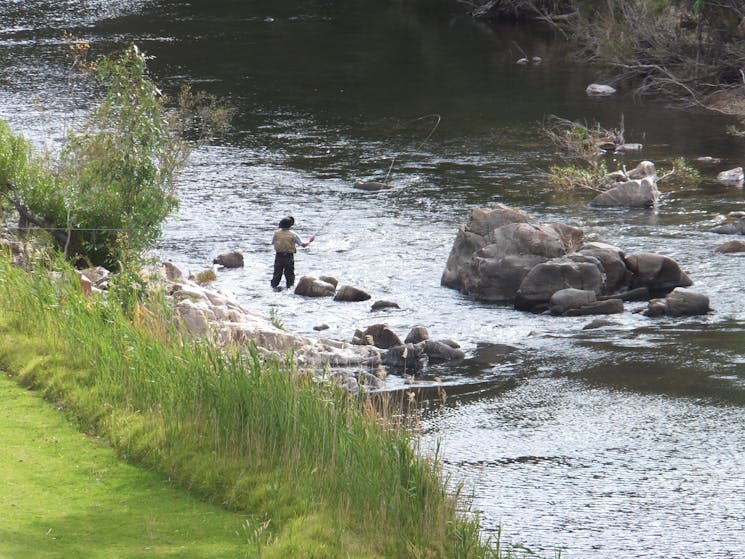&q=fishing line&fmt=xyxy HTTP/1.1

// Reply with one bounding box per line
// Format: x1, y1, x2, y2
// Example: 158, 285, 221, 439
382, 113, 441, 183
313, 113, 442, 240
